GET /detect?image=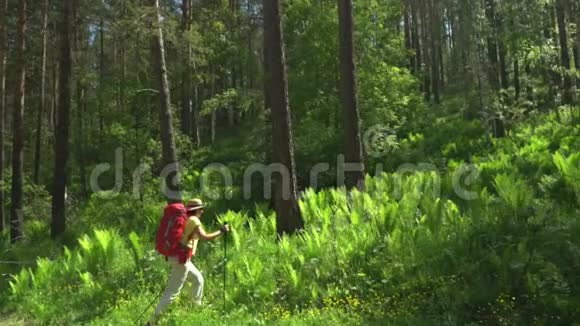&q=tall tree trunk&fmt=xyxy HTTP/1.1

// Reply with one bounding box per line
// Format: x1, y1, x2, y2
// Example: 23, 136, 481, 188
525, 60, 534, 102
210, 110, 216, 143
338, 0, 365, 191
51, 61, 59, 134
0, 0, 6, 232
228, 0, 236, 127
192, 85, 200, 147
190, 0, 200, 147
514, 58, 521, 100
228, 70, 236, 126
498, 40, 509, 89
209, 70, 216, 144
403, 0, 414, 72
181, 0, 192, 136
485, 0, 505, 137
556, 0, 573, 104
410, 0, 422, 80
76, 85, 87, 198
429, 0, 441, 104
10, 0, 27, 243
485, 0, 500, 90
150, 0, 181, 203
439, 43, 445, 89
420, 0, 431, 100
98, 17, 105, 134
34, 0, 50, 185
575, 7, 580, 89
120, 0, 127, 109
51, 0, 72, 238
263, 0, 304, 236
496, 7, 509, 90
185, 0, 198, 144
247, 0, 256, 89
74, 1, 87, 199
